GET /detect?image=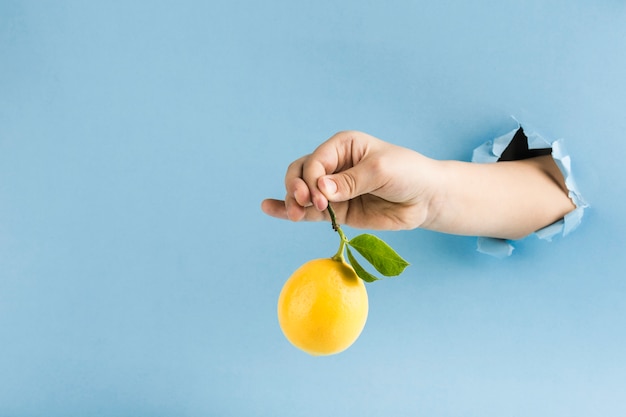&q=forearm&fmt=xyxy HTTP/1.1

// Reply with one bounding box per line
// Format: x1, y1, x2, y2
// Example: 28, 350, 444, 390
422, 155, 575, 240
